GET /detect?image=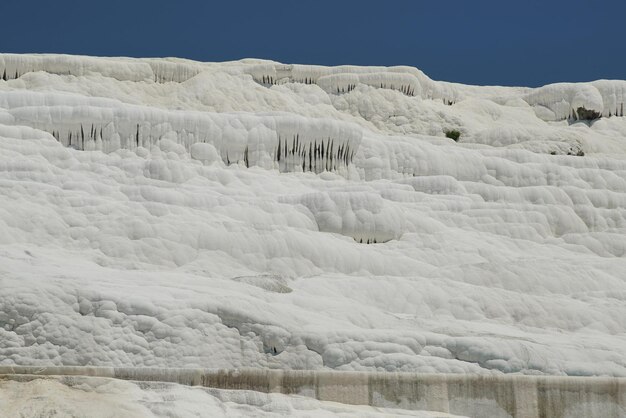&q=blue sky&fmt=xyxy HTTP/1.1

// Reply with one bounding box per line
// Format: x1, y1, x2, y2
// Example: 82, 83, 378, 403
1, 0, 623, 86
